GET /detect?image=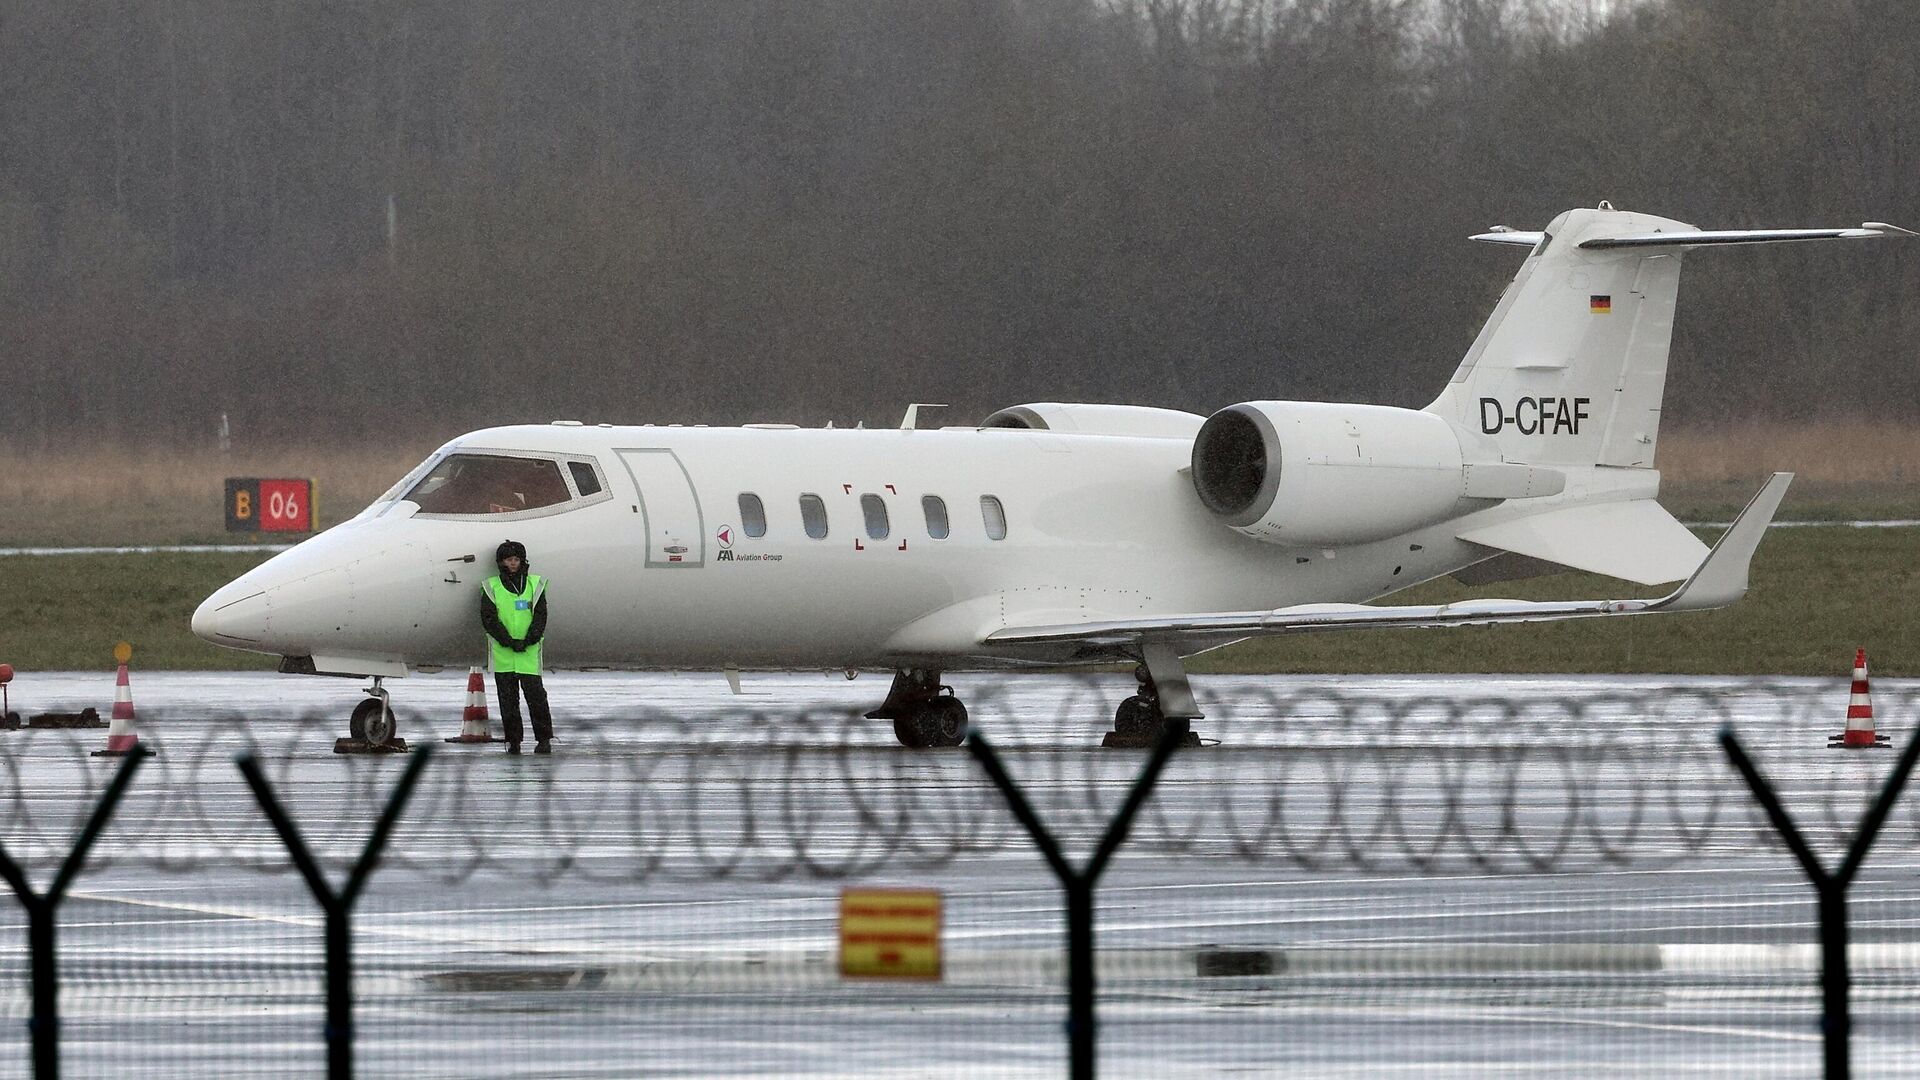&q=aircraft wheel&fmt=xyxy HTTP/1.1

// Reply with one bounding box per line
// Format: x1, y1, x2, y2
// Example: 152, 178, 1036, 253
894, 698, 967, 748
1115, 695, 1160, 736
892, 715, 926, 749
925, 696, 969, 747
351, 697, 397, 747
